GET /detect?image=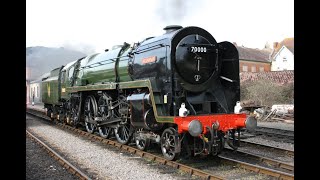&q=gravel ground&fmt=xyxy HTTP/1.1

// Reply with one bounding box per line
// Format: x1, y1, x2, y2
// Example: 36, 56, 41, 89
258, 121, 294, 131
244, 120, 295, 151
26, 115, 195, 180
26, 136, 79, 180
204, 164, 273, 180
238, 145, 293, 164
241, 136, 294, 151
